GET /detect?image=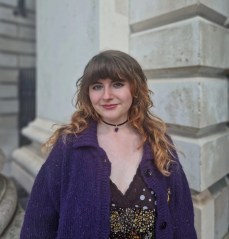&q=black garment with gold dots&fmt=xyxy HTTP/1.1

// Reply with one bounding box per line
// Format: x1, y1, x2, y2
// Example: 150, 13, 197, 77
109, 167, 157, 239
